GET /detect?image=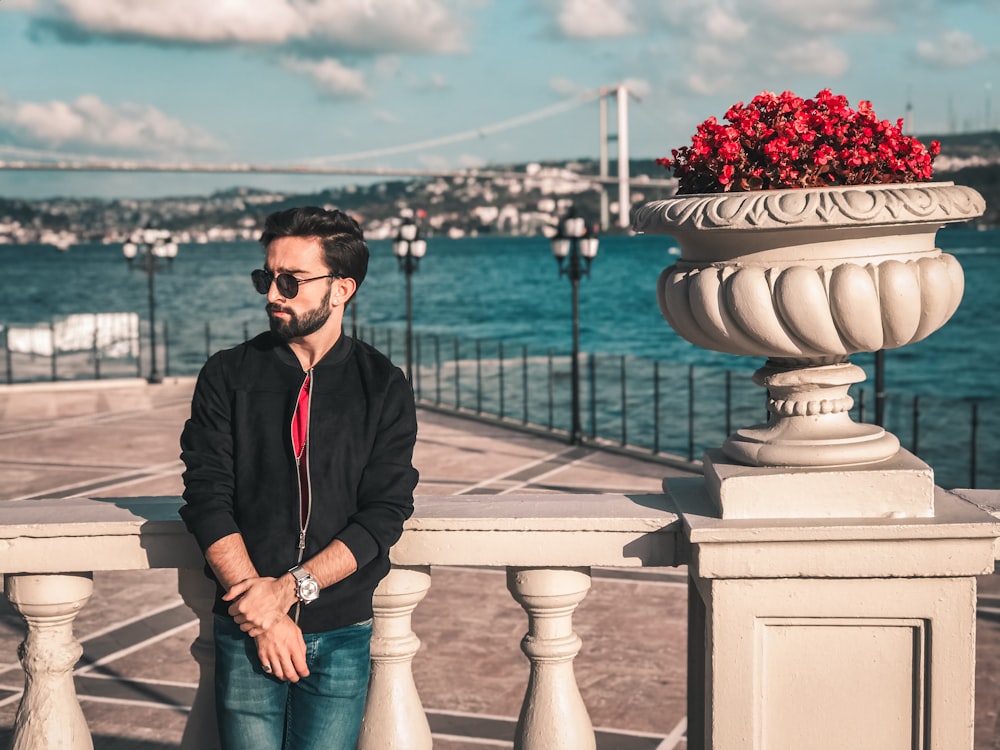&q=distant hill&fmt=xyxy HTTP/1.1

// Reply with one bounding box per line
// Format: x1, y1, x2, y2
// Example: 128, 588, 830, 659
927, 130, 1000, 160
1, 132, 997, 245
